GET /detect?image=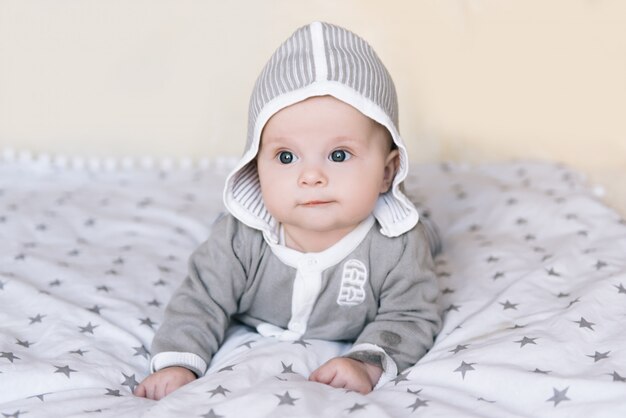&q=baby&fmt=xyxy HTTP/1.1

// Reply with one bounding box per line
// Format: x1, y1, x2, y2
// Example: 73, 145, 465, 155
135, 21, 441, 400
